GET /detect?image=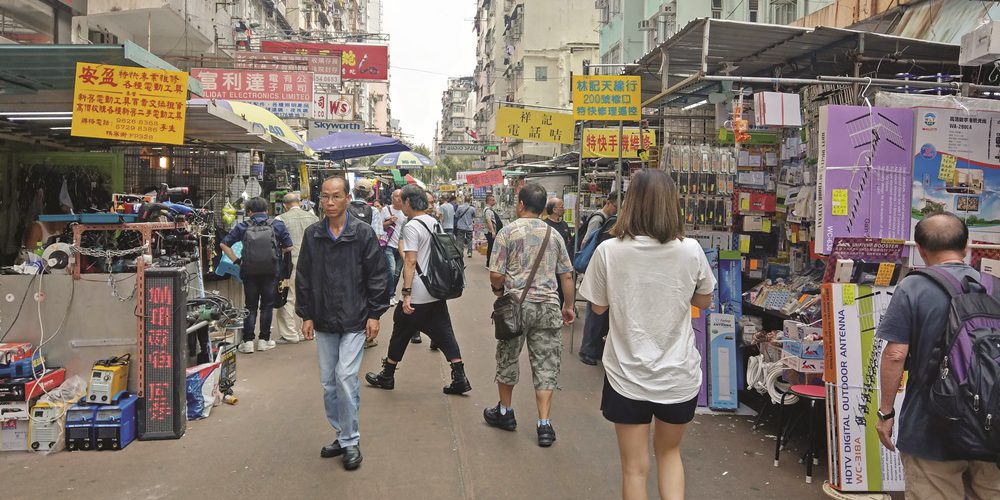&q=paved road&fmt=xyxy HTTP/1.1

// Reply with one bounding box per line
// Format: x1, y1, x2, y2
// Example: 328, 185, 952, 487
2, 253, 826, 499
